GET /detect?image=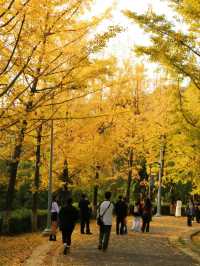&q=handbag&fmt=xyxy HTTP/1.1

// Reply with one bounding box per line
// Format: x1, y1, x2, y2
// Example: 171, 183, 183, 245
97, 202, 111, 226
97, 215, 104, 226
